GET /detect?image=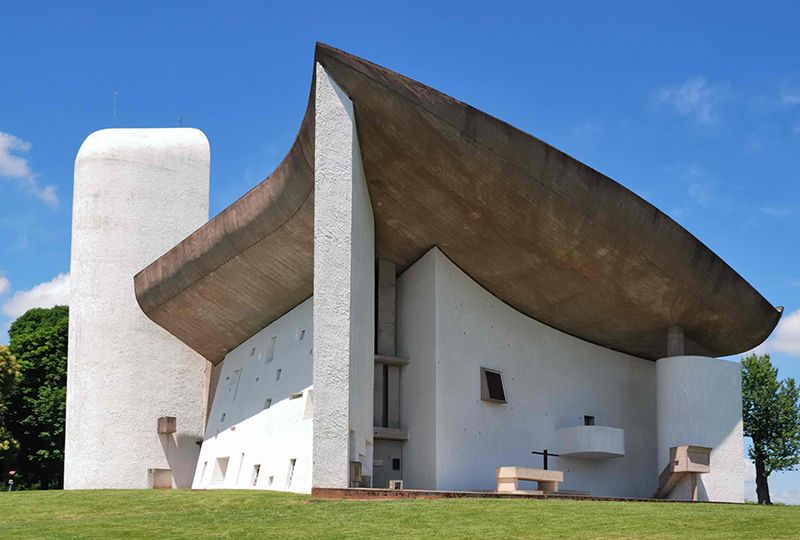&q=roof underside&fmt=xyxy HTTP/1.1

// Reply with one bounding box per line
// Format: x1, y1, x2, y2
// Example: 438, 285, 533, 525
134, 43, 781, 364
